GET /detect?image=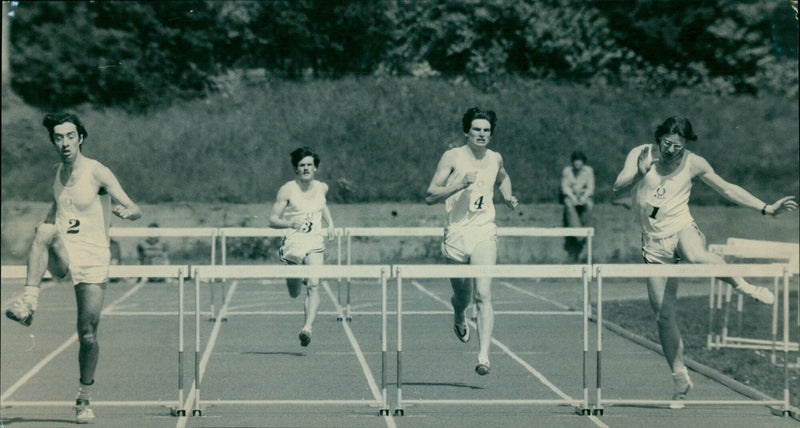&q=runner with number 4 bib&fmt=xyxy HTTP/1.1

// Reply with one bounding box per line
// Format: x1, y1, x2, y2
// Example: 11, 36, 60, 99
426, 107, 519, 376
613, 116, 797, 407
269, 147, 336, 348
